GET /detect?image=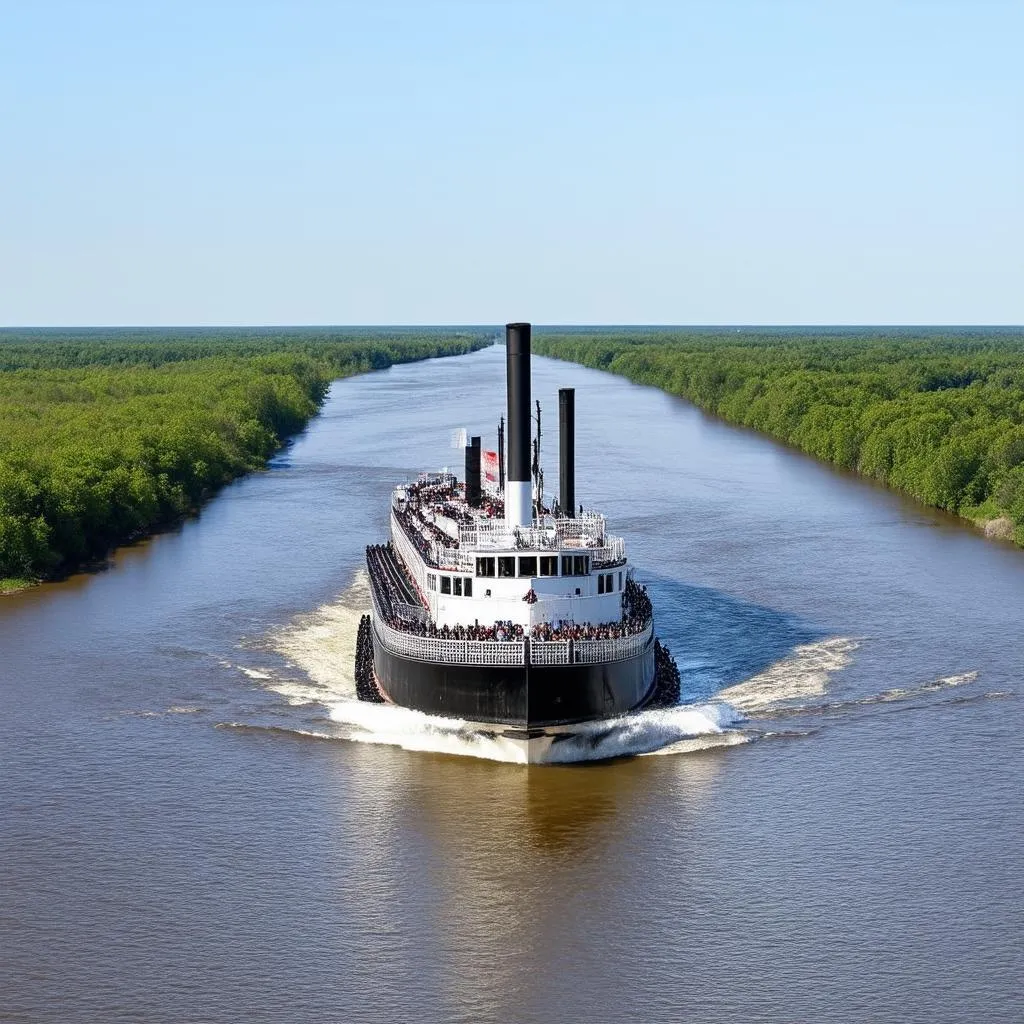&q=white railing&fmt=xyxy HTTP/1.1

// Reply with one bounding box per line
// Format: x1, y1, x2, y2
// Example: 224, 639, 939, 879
554, 512, 605, 541
372, 609, 652, 670
530, 640, 571, 665
591, 538, 626, 566
574, 621, 653, 663
393, 600, 428, 625
435, 544, 473, 571
459, 522, 626, 558
391, 514, 429, 590
373, 613, 526, 666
